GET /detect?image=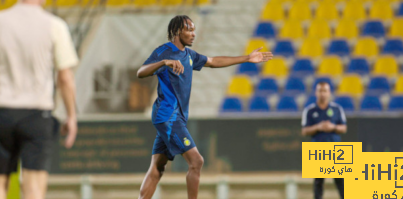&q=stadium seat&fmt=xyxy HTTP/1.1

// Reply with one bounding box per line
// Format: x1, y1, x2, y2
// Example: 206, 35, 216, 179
398, 3, 403, 16
317, 56, 344, 77
347, 58, 370, 76
54, 0, 79, 7
369, 1, 393, 20
221, 97, 243, 112
334, 96, 355, 112
184, 0, 210, 5
237, 62, 259, 76
353, 37, 379, 57
367, 76, 391, 95
160, 0, 182, 6
261, 57, 288, 78
312, 77, 335, 92
373, 56, 399, 77
288, 1, 312, 21
315, 1, 339, 21
273, 40, 295, 57
362, 21, 386, 38
291, 58, 314, 77
284, 76, 306, 94
383, 39, 403, 56
307, 20, 332, 40
338, 74, 364, 96
335, 20, 359, 39
277, 96, 298, 112
256, 77, 278, 96
388, 95, 403, 111
394, 75, 403, 93
227, 76, 254, 98
133, 0, 157, 7
304, 95, 316, 107
244, 38, 269, 55
327, 39, 350, 56
360, 95, 383, 111
390, 18, 403, 38
81, 0, 101, 7
0, 0, 18, 10
107, 0, 131, 7
253, 22, 276, 39
342, 1, 366, 21
248, 95, 270, 112
260, 1, 285, 22
279, 20, 304, 39
299, 38, 324, 58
